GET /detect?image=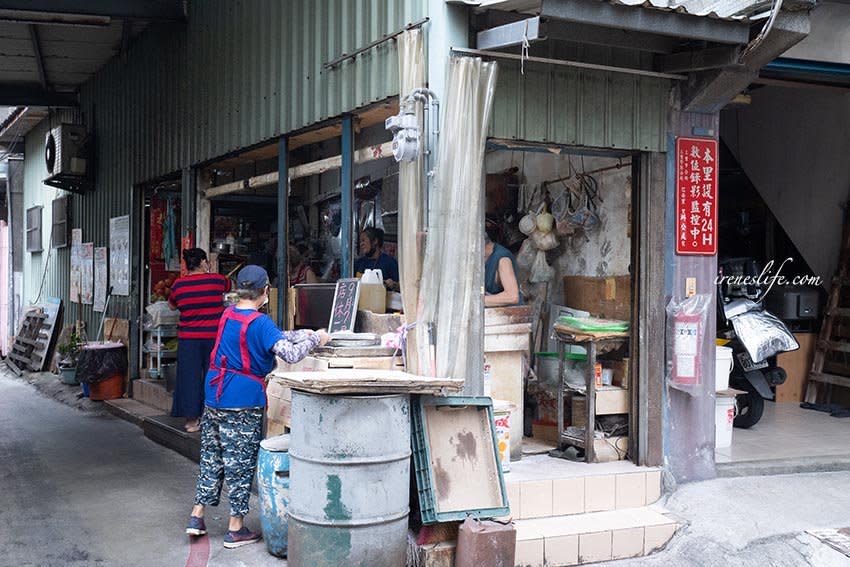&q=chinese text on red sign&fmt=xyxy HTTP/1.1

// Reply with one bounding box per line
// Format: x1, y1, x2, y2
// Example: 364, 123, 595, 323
676, 137, 718, 255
